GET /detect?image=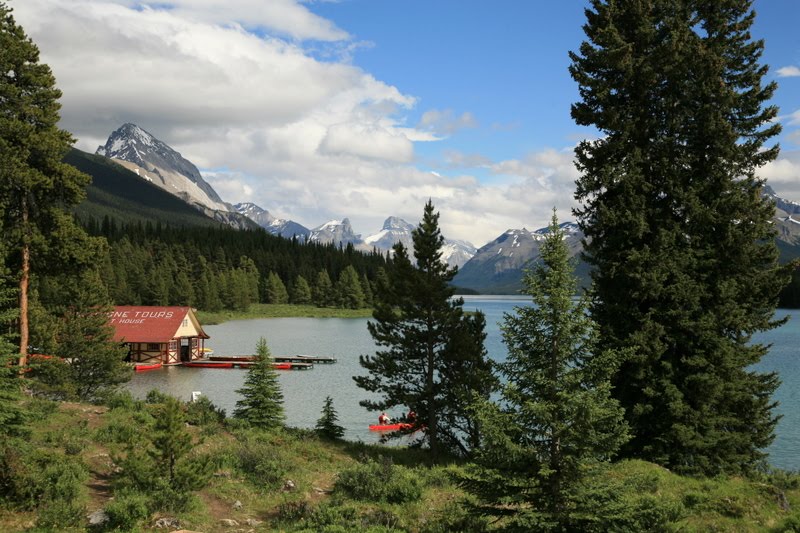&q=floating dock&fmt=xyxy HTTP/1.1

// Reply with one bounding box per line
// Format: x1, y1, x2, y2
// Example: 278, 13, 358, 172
205, 355, 315, 370
209, 354, 337, 365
